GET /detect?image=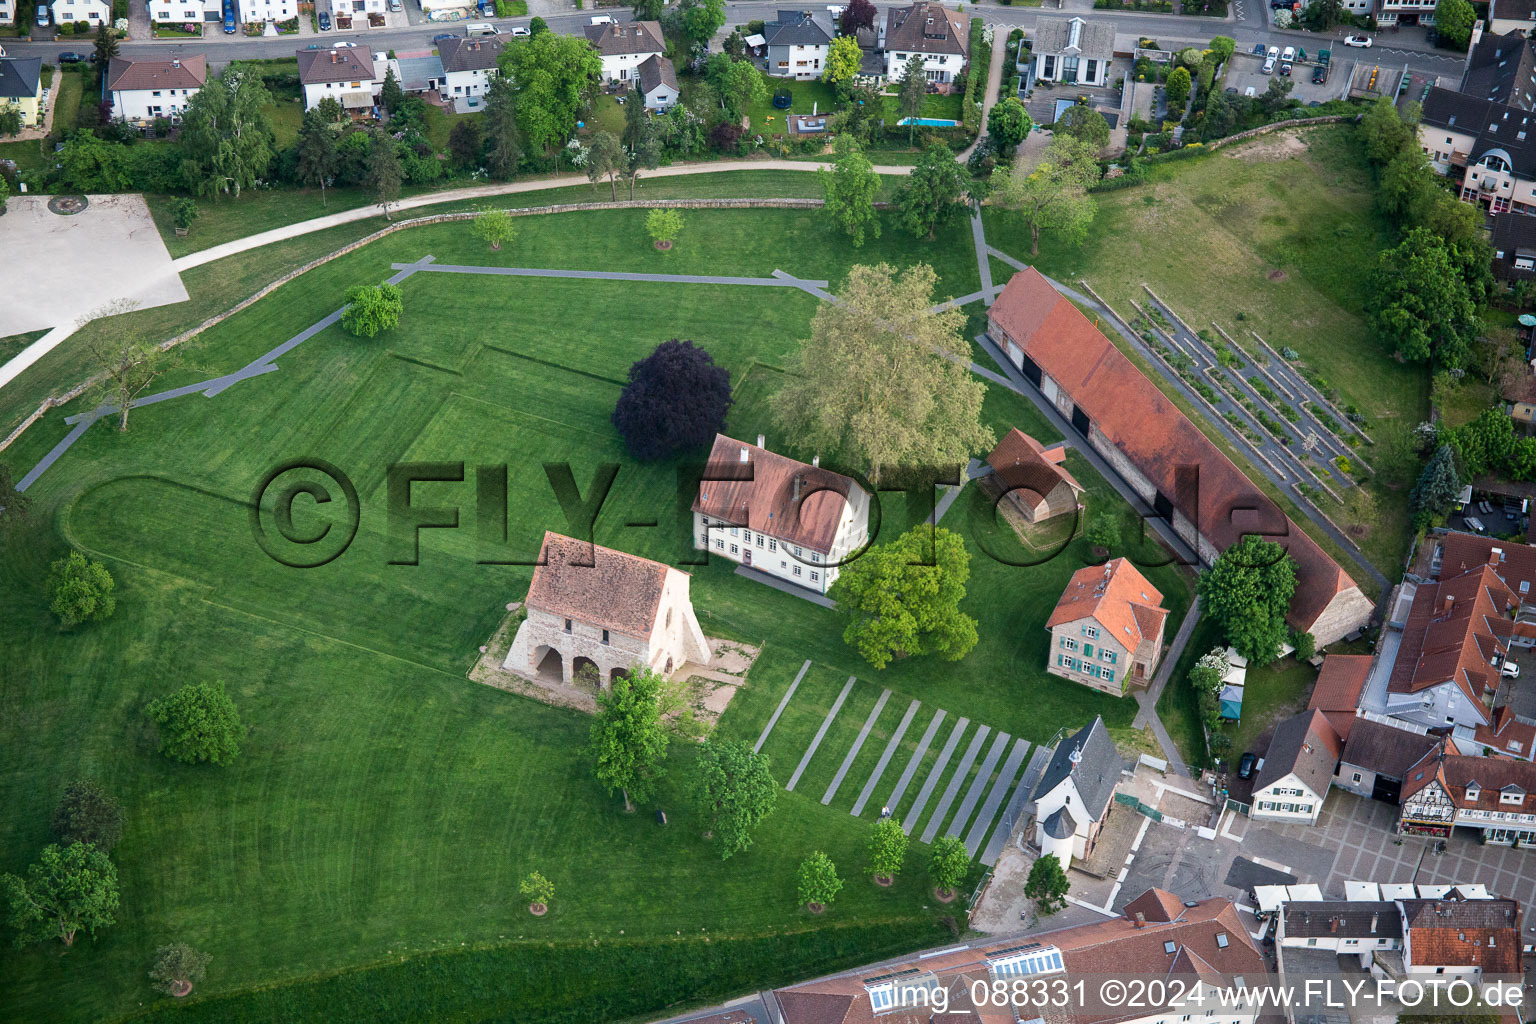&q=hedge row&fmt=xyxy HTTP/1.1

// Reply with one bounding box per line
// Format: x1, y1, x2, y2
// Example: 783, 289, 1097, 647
961, 18, 989, 135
